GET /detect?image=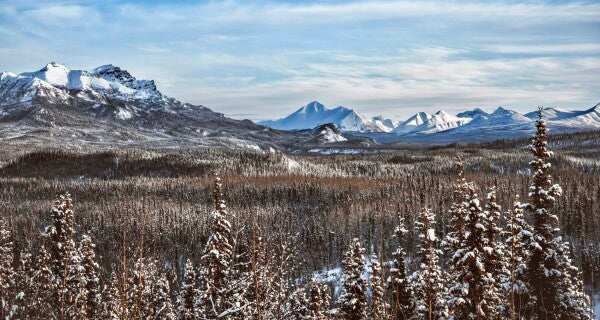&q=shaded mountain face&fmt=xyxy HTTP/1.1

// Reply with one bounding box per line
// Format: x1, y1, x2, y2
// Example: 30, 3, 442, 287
257, 101, 386, 132
0, 63, 376, 152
